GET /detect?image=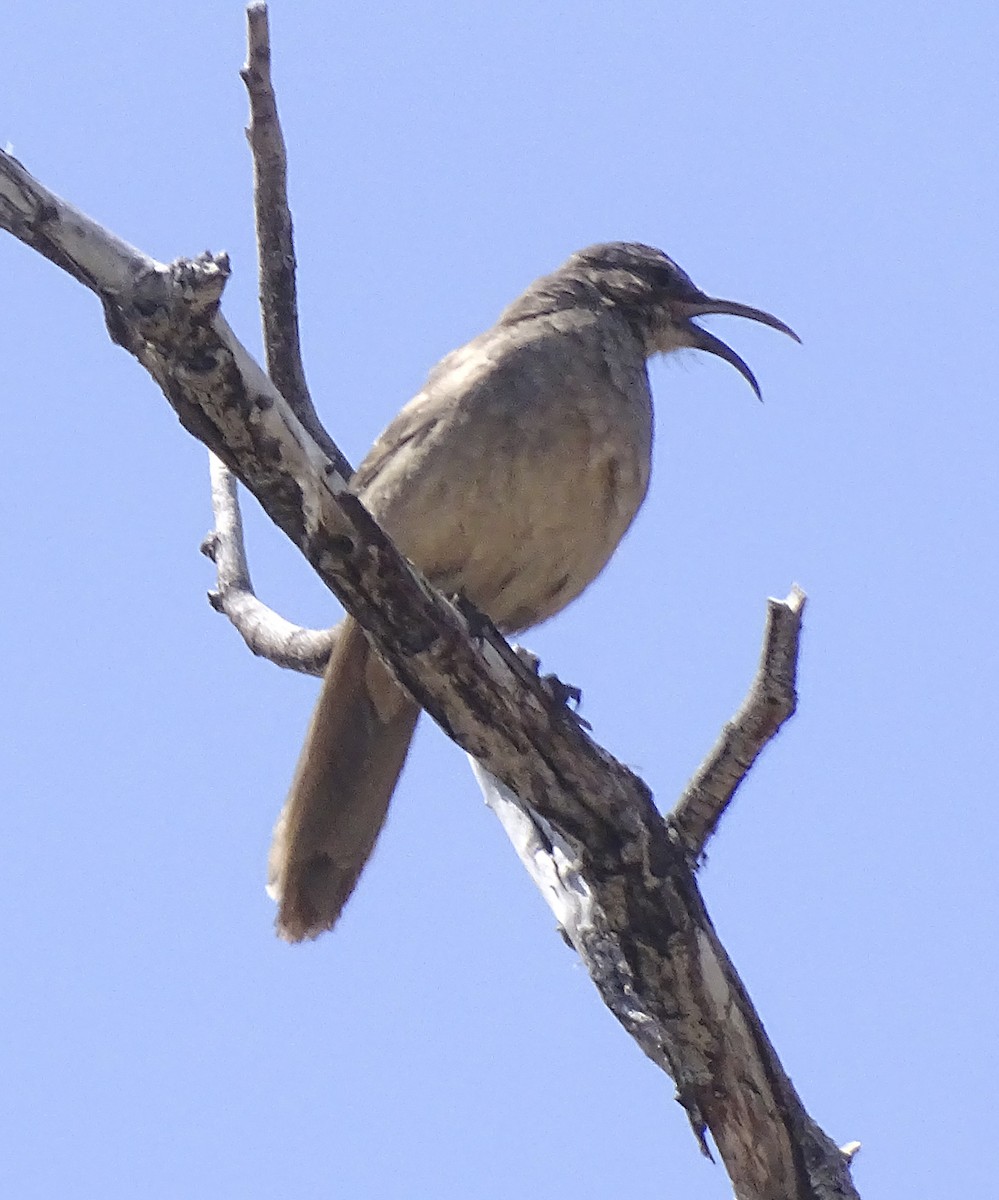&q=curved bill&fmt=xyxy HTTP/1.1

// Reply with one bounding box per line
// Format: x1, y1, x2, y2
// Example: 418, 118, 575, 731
673, 295, 800, 401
